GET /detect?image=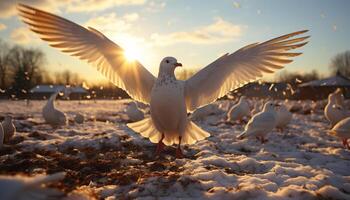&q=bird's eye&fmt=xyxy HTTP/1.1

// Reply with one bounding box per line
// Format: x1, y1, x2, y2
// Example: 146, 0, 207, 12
166, 60, 169, 63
